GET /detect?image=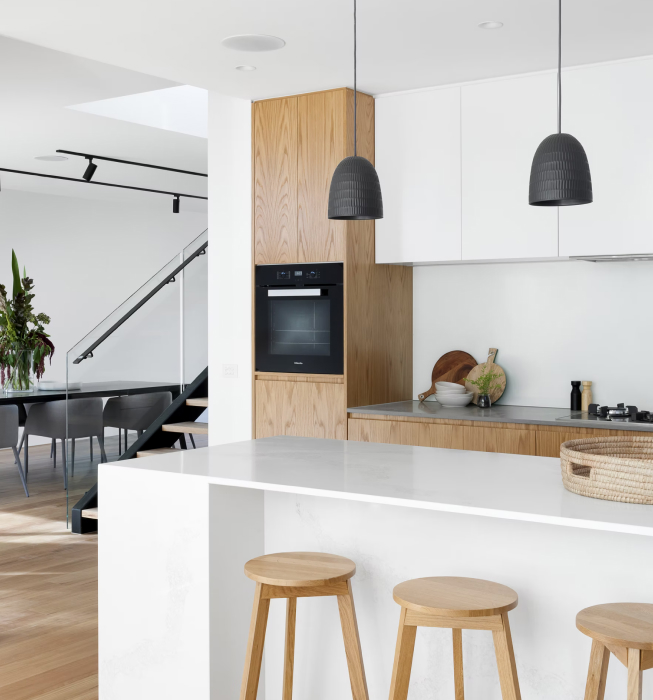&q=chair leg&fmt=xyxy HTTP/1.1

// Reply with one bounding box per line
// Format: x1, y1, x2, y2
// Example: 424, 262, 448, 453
492, 613, 522, 700
50, 438, 54, 458
239, 582, 270, 700
189, 433, 197, 449
98, 435, 108, 464
90, 435, 93, 463
179, 434, 188, 450
283, 598, 297, 700
71, 438, 76, 477
388, 606, 417, 700
124, 429, 129, 451
16, 430, 25, 462
453, 628, 464, 700
337, 579, 370, 700
12, 446, 29, 497
61, 440, 68, 491
24, 434, 28, 474
628, 648, 642, 700
53, 439, 57, 469
584, 640, 610, 700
